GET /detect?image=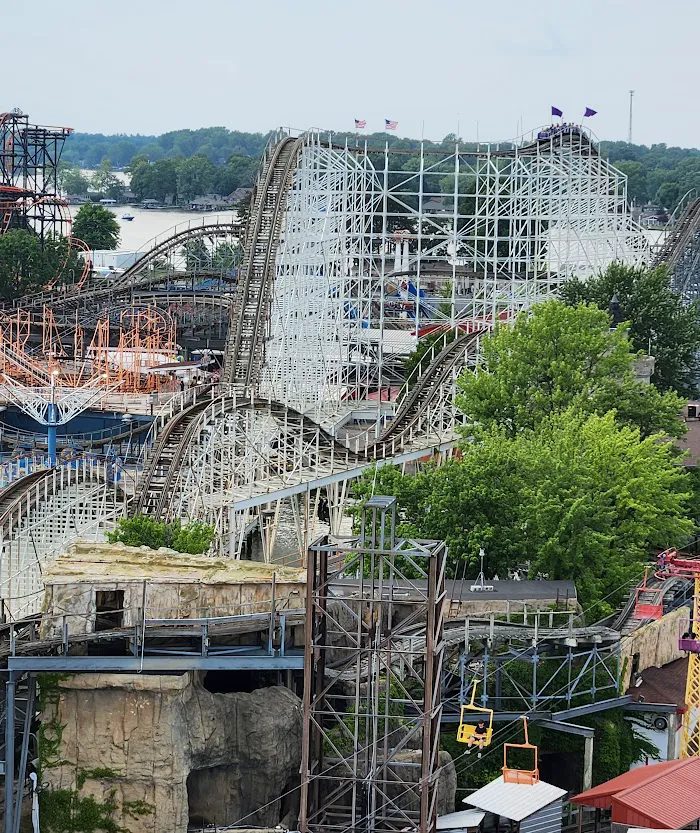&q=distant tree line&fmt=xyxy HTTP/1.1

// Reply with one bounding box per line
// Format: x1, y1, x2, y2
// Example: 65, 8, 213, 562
127, 153, 259, 202
62, 126, 271, 168
61, 126, 700, 212
600, 141, 700, 210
